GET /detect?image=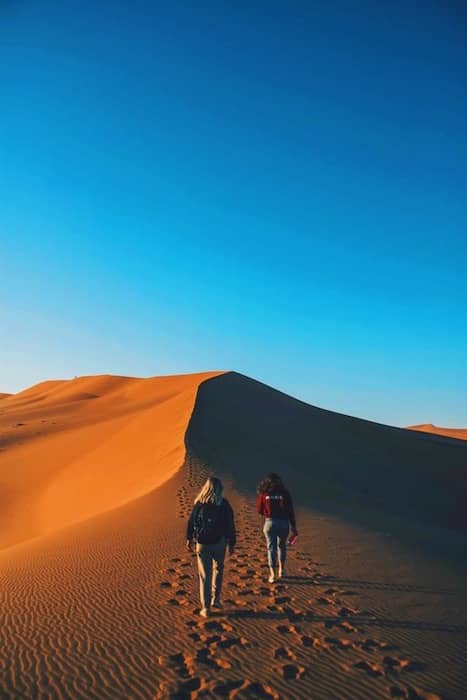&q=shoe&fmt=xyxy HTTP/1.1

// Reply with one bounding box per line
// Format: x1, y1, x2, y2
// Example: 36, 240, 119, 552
199, 608, 209, 618
211, 600, 222, 610
278, 568, 286, 579
268, 570, 276, 583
